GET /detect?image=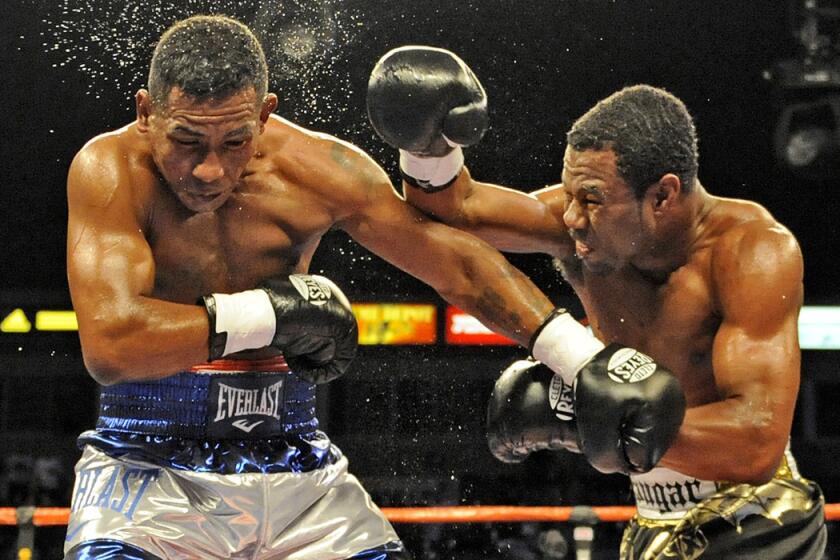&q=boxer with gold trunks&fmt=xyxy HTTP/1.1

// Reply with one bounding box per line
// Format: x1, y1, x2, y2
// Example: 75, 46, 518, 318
369, 46, 827, 558
620, 451, 824, 558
